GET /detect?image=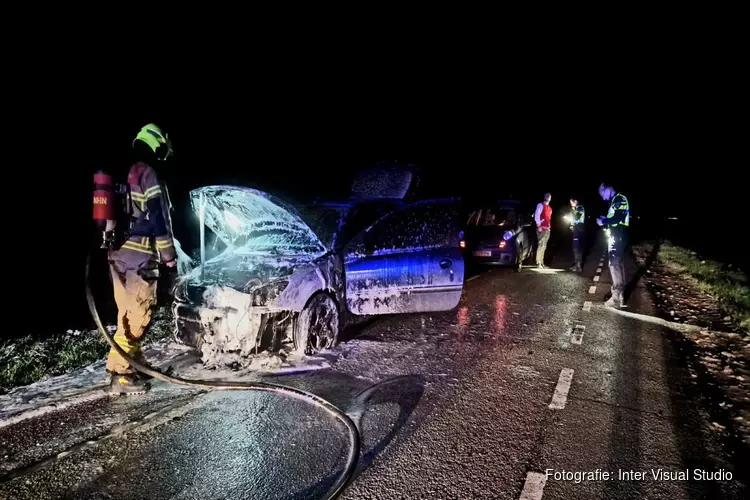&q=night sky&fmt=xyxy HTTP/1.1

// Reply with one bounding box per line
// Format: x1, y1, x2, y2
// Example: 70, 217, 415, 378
11, 78, 742, 337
